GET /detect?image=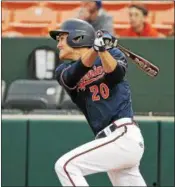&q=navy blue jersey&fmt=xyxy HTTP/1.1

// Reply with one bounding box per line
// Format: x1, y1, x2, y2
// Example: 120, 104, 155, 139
55, 48, 133, 135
